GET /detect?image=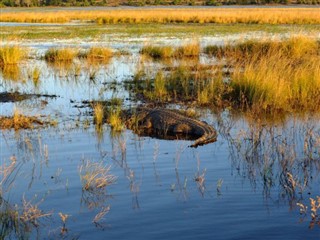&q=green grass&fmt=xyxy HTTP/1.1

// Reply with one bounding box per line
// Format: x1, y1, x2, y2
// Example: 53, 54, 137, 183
0, 24, 315, 41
